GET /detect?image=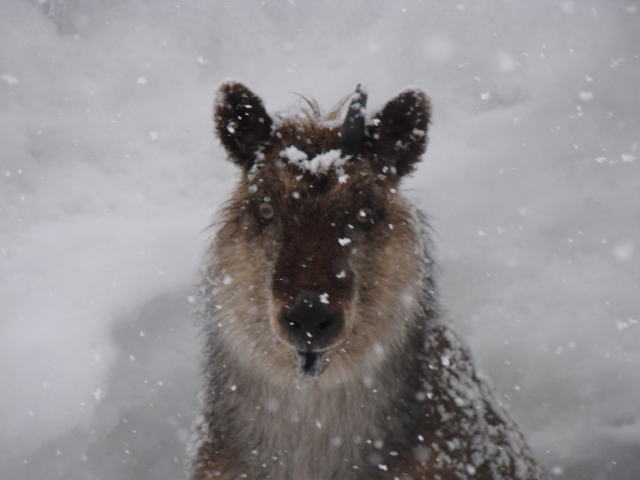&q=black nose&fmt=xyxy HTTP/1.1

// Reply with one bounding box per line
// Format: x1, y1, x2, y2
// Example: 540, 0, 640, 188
281, 295, 344, 350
